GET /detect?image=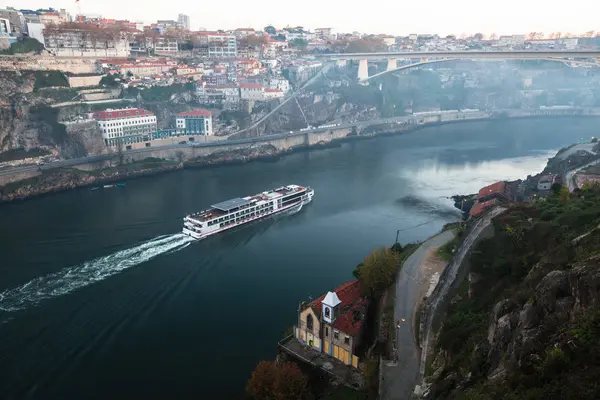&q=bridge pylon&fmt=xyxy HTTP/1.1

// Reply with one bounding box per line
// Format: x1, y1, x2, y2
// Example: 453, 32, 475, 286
386, 58, 397, 71
358, 59, 369, 85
